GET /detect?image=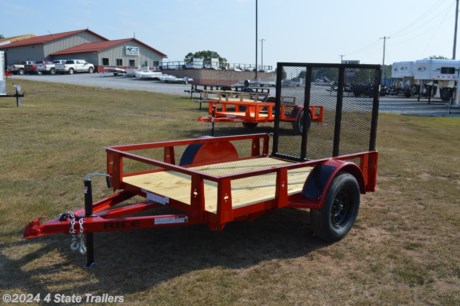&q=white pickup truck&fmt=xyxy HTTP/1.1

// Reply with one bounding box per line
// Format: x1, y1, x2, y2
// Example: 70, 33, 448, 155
56, 59, 95, 74
7, 61, 35, 75
37, 59, 67, 75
